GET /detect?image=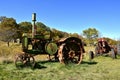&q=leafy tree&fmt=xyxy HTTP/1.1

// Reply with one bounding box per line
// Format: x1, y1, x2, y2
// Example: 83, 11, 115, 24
51, 28, 65, 40
0, 17, 18, 46
69, 33, 82, 39
0, 17, 18, 29
0, 16, 6, 22
103, 37, 117, 45
83, 28, 99, 46
18, 22, 32, 33
83, 28, 99, 39
18, 21, 32, 39
36, 22, 50, 33
36, 22, 51, 39
62, 32, 69, 38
